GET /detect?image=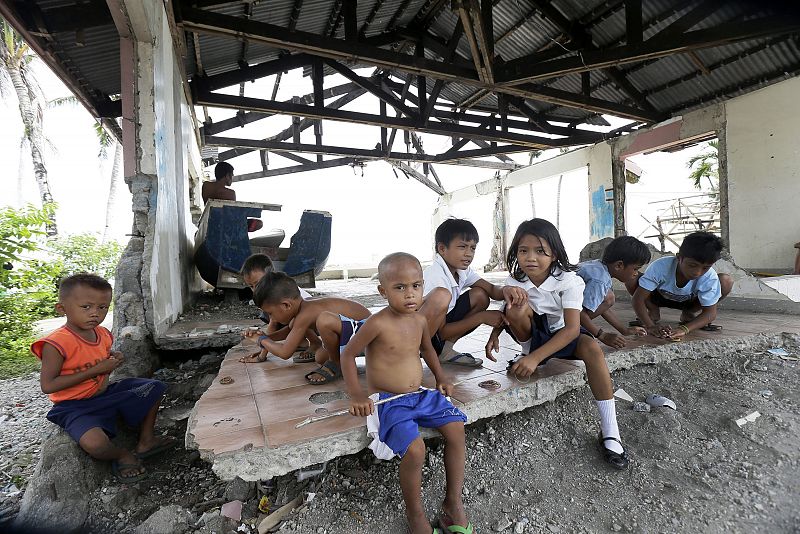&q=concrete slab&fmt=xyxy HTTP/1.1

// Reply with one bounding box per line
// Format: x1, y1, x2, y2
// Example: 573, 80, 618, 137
185, 299, 800, 481
156, 318, 262, 350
